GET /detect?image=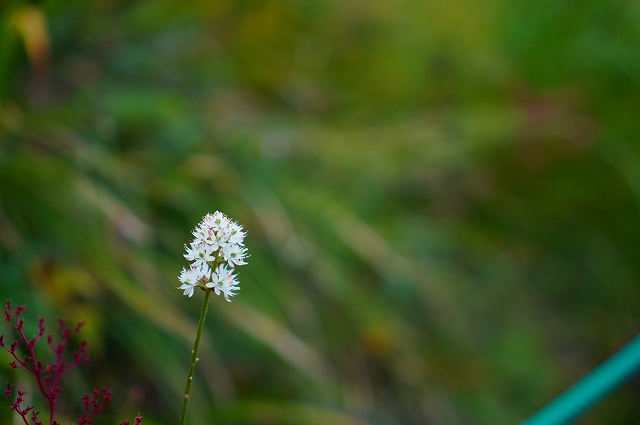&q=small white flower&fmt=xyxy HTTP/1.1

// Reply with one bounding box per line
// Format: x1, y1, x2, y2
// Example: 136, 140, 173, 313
206, 264, 230, 288
185, 242, 215, 267
222, 243, 248, 268
183, 243, 199, 262
179, 211, 247, 299
219, 280, 239, 302
191, 225, 210, 246
227, 222, 246, 246
178, 268, 200, 297
194, 263, 211, 282
205, 211, 230, 232
206, 264, 240, 302
202, 212, 217, 229
179, 284, 196, 297
209, 229, 228, 251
